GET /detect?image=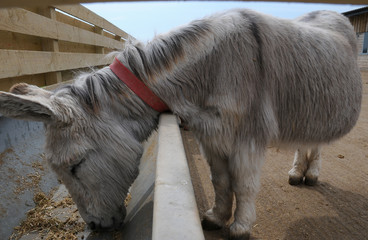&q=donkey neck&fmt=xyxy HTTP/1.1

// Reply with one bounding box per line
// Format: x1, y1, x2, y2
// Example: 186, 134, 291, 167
106, 74, 160, 143
71, 67, 160, 143
117, 20, 218, 109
